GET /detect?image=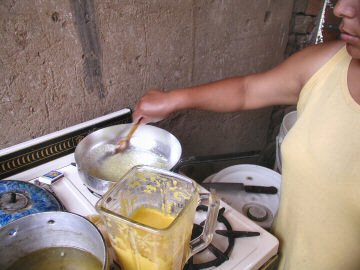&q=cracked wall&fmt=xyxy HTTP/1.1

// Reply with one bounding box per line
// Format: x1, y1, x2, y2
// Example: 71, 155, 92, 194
0, 0, 294, 157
